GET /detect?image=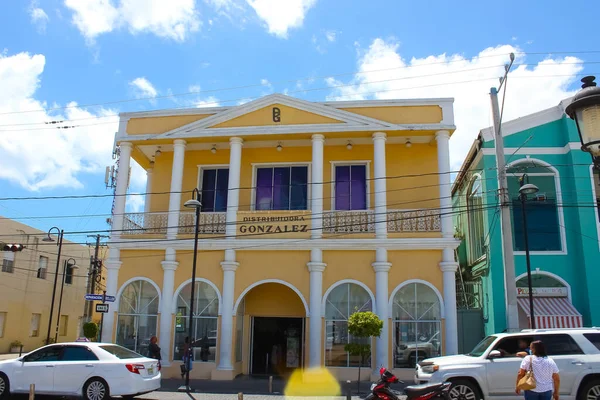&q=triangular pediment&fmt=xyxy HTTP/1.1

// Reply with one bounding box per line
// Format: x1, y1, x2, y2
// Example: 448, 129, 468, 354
158, 94, 392, 138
